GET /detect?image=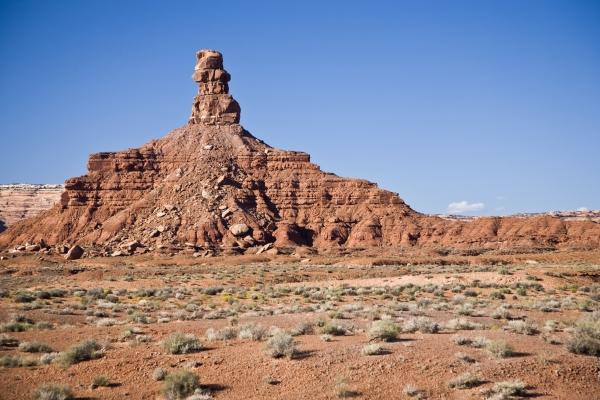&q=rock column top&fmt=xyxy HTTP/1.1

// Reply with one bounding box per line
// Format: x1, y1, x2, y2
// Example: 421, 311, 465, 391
189, 49, 241, 125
